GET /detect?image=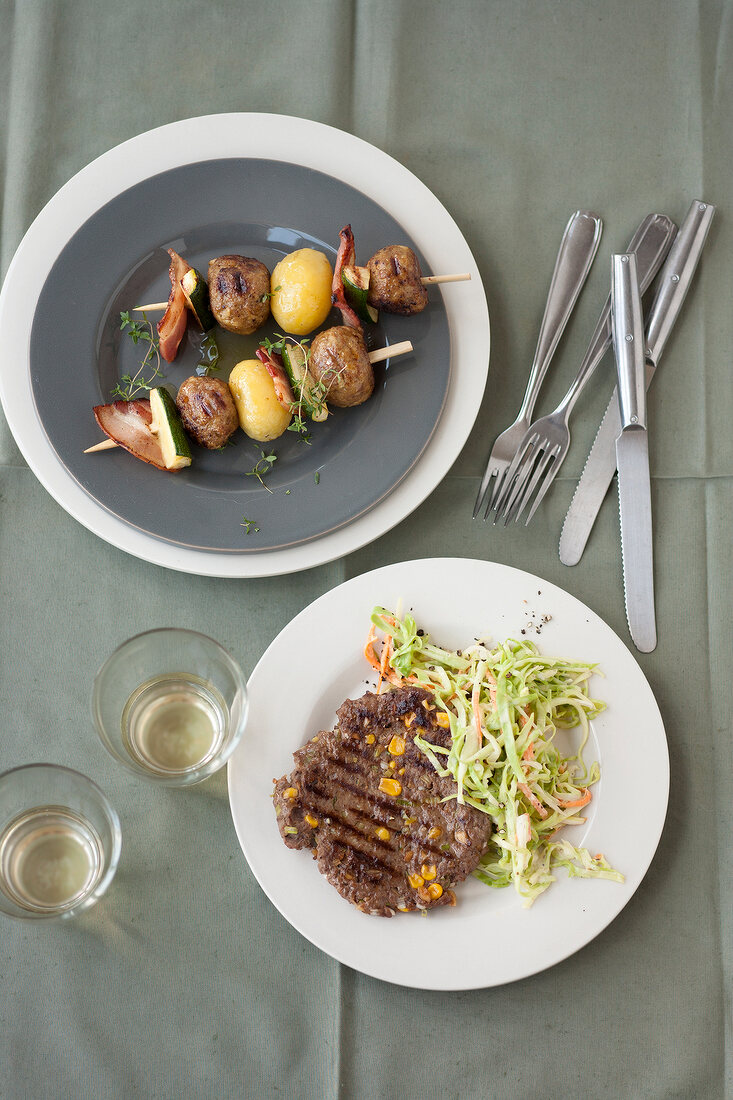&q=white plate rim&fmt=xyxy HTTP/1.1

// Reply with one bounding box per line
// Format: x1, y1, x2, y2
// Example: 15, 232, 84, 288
228, 557, 670, 990
0, 113, 490, 578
